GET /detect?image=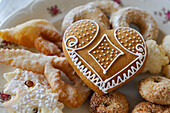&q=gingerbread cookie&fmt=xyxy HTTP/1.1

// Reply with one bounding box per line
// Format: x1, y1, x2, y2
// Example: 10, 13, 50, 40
3, 83, 64, 113
62, 19, 147, 95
